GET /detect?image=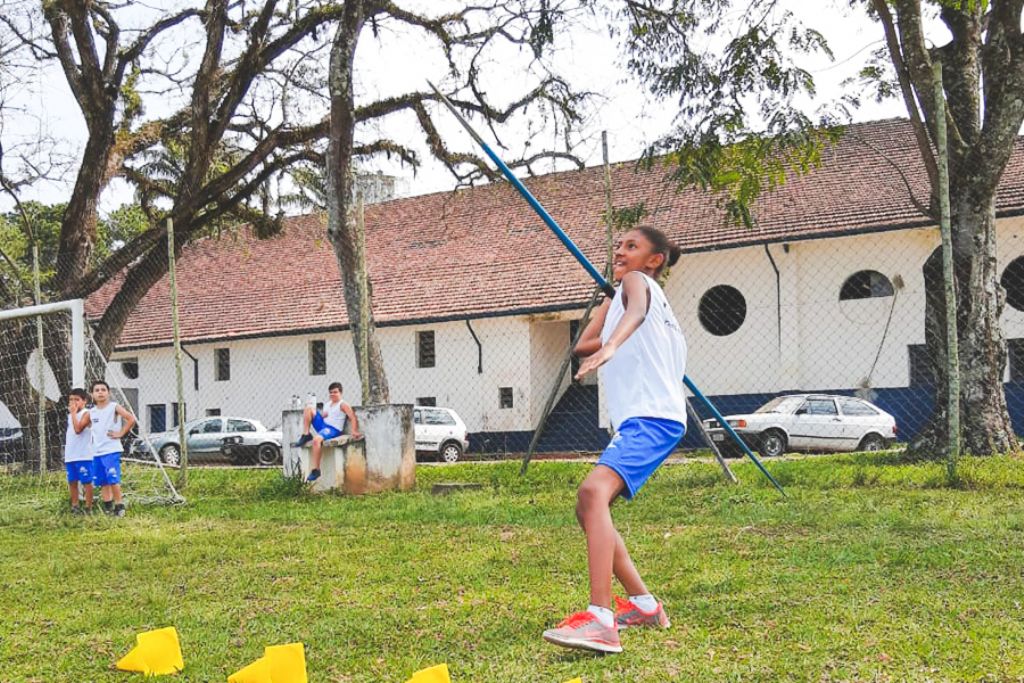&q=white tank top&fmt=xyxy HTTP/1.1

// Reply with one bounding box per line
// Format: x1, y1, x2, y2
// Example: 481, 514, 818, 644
64, 409, 93, 462
89, 402, 124, 455
324, 401, 347, 432
600, 273, 688, 431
